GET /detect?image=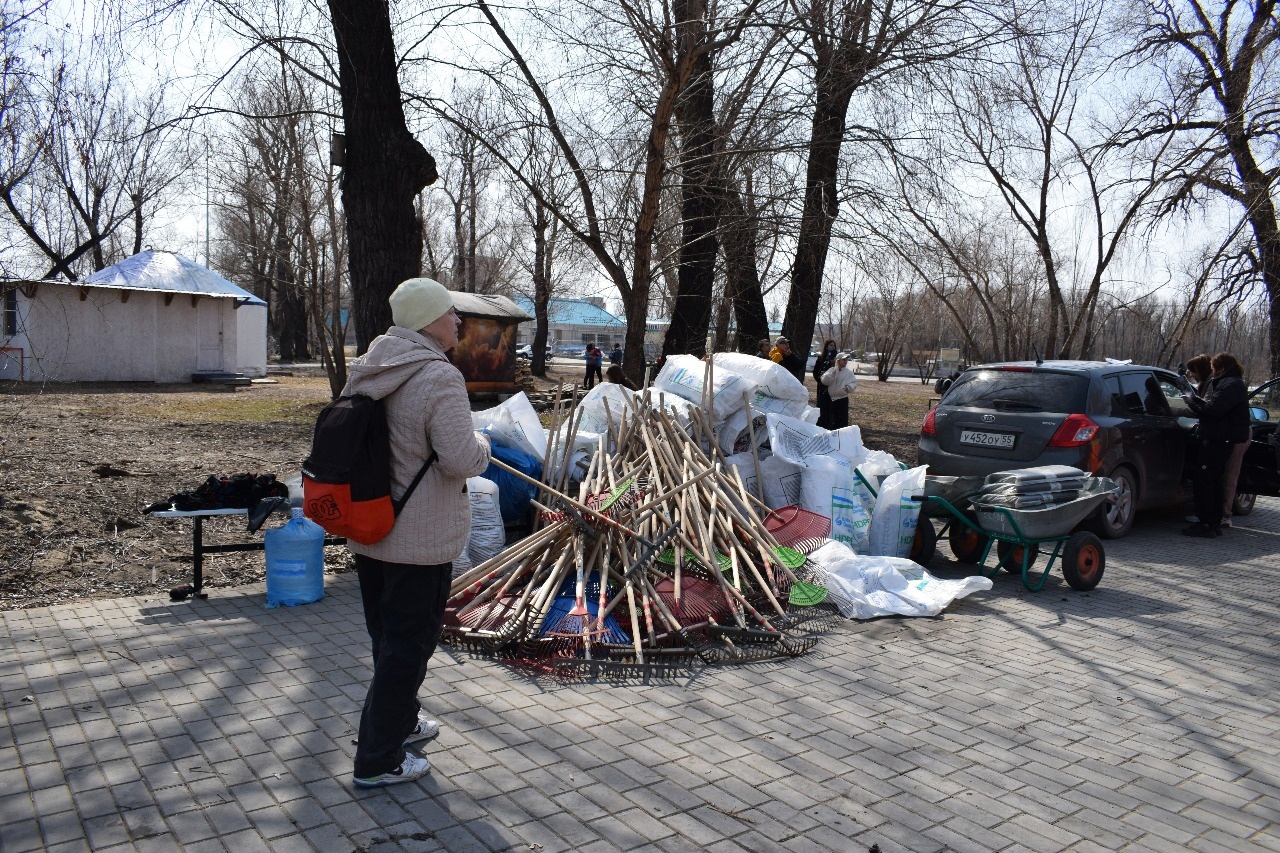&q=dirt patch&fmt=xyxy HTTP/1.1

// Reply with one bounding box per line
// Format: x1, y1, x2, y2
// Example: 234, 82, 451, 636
0, 365, 932, 610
